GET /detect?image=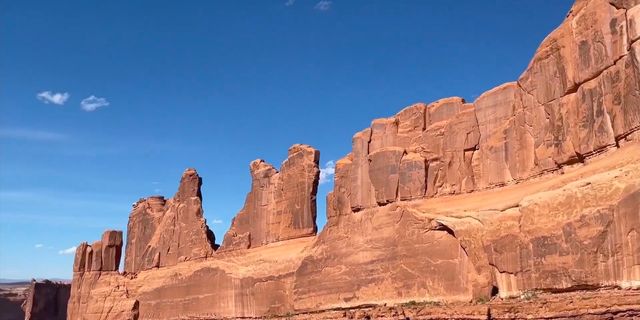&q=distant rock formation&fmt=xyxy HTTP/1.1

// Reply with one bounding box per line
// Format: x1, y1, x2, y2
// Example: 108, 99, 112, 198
66, 0, 640, 319
22, 280, 70, 320
220, 144, 320, 251
124, 168, 216, 273
0, 282, 29, 320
